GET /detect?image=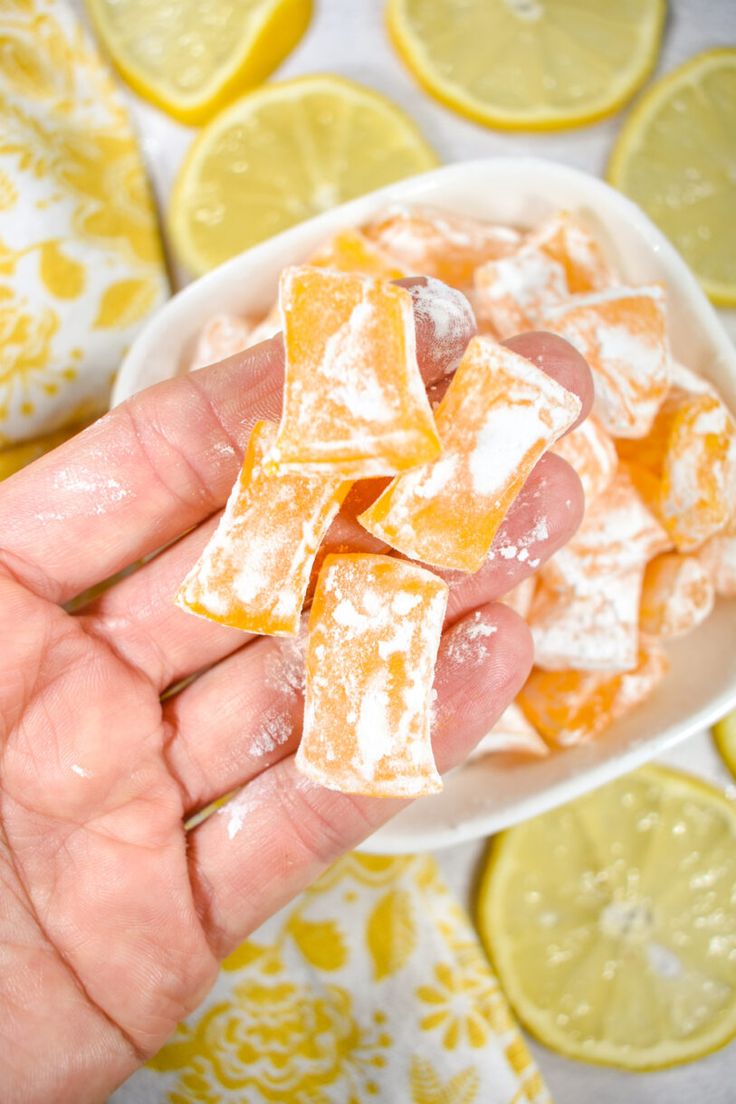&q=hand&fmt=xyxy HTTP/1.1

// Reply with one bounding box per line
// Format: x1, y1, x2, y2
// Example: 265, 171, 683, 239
0, 278, 592, 1104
